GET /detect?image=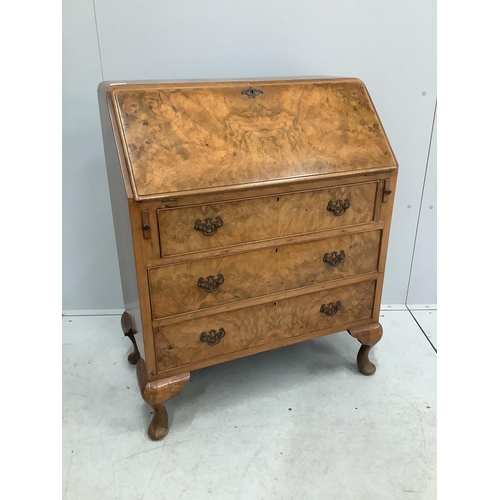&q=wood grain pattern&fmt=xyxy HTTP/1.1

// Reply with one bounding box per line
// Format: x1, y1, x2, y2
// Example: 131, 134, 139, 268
154, 279, 375, 373
149, 221, 385, 268
140, 170, 391, 209
278, 182, 377, 235
109, 79, 396, 199
278, 230, 381, 288
151, 273, 378, 328
149, 230, 381, 318
157, 181, 377, 257
149, 247, 276, 319
158, 196, 278, 256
